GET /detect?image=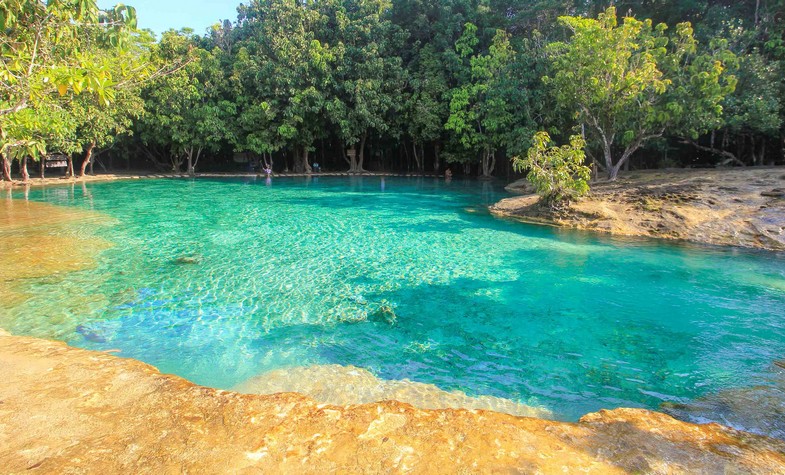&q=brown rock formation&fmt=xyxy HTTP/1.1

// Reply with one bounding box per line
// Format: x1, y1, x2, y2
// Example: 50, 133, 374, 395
1, 330, 784, 473
492, 168, 785, 251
